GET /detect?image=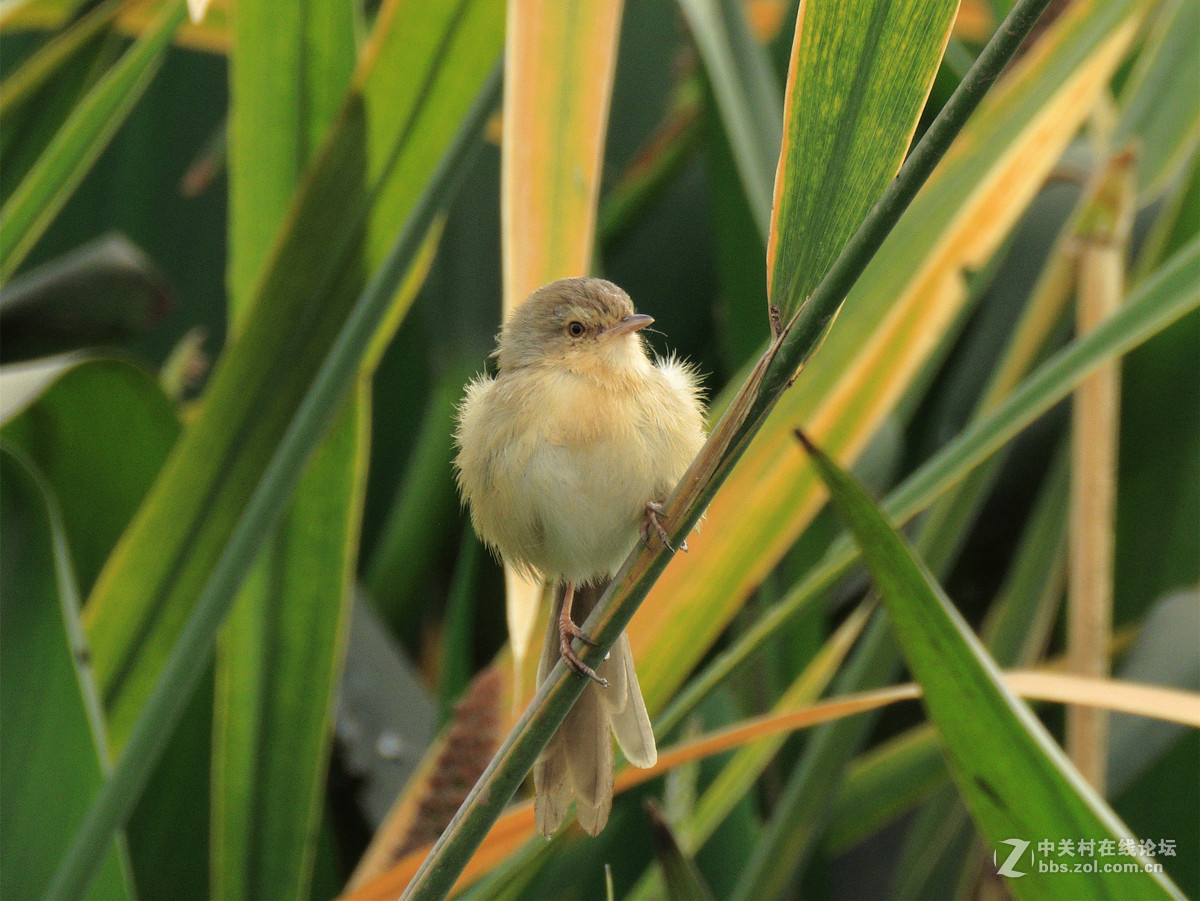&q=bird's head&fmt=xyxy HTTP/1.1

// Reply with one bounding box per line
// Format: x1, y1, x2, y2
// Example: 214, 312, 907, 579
496, 277, 654, 377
